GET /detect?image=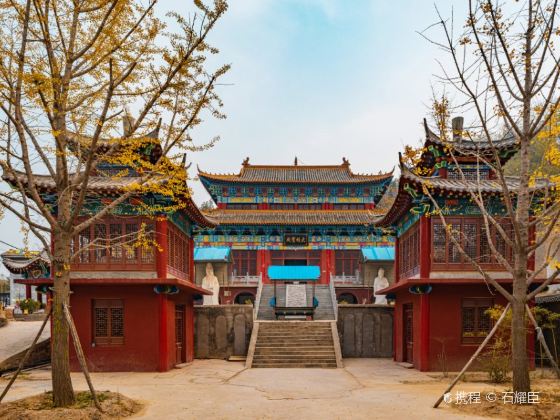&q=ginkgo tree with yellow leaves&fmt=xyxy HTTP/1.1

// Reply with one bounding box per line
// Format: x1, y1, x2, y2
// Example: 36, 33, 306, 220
0, 0, 229, 407
419, 0, 560, 394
